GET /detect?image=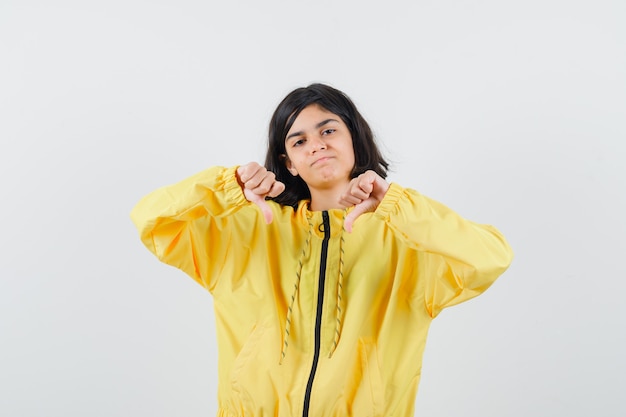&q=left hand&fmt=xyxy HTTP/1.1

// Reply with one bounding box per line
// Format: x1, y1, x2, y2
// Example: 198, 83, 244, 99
339, 170, 390, 233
